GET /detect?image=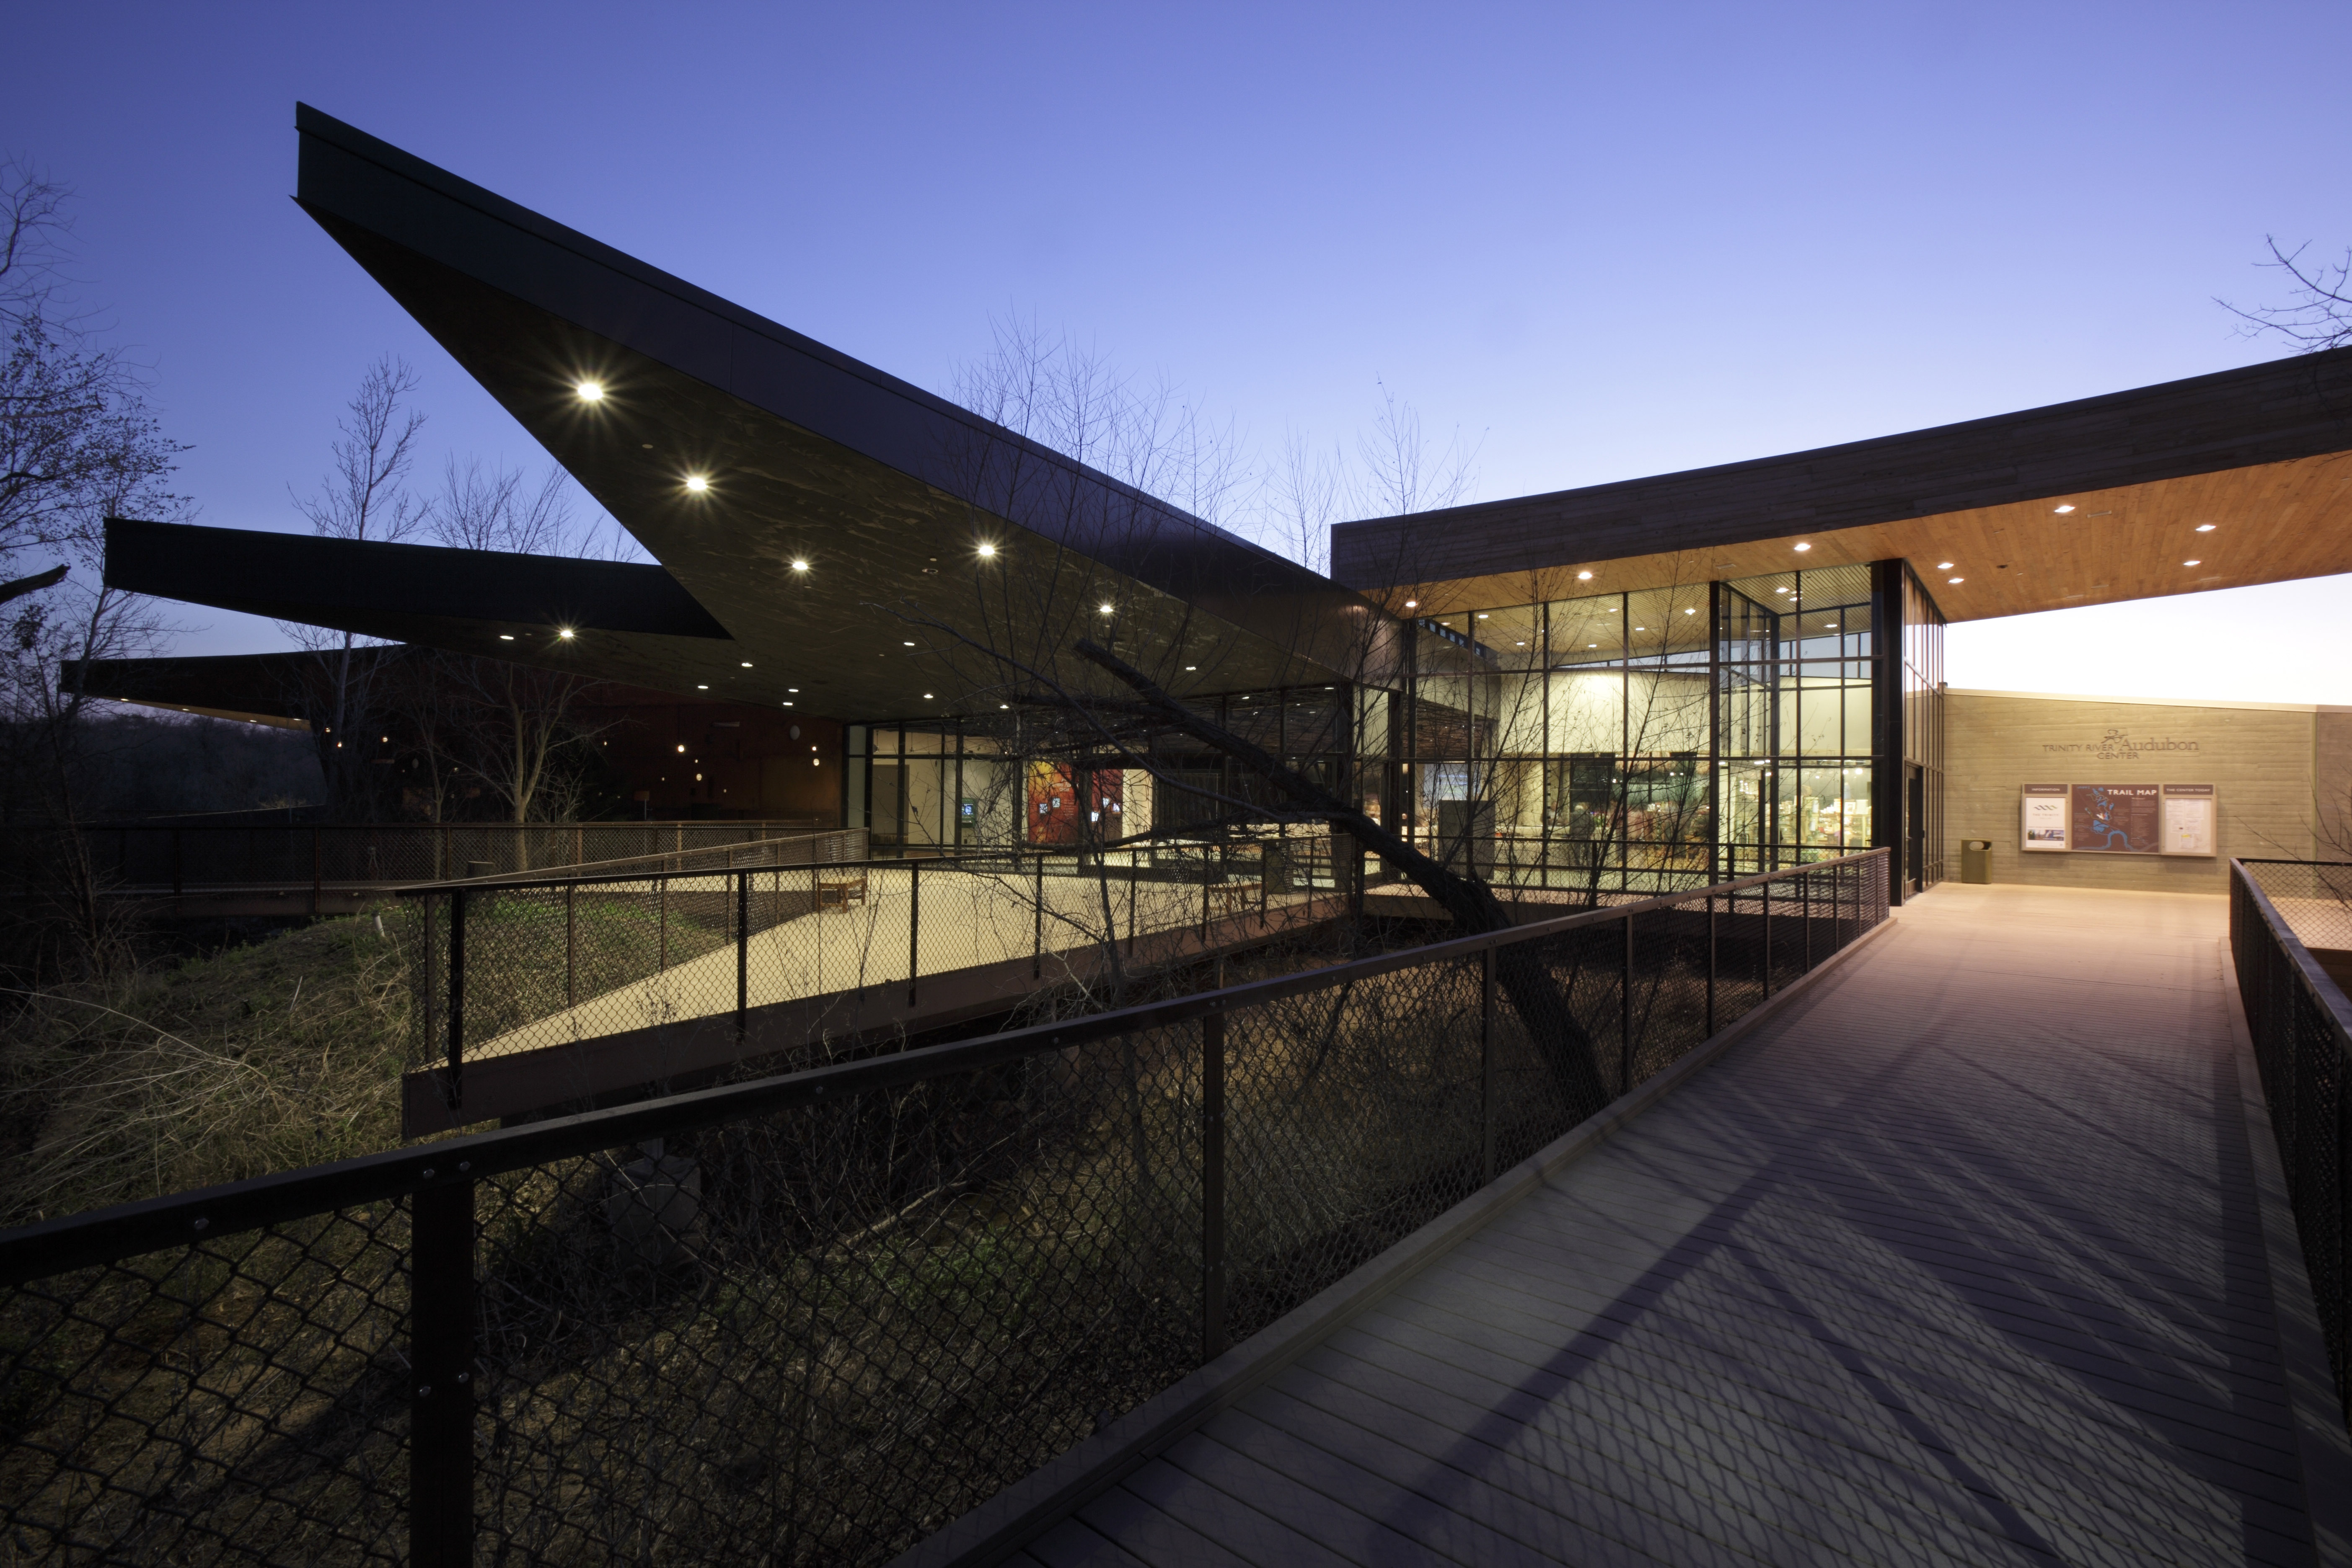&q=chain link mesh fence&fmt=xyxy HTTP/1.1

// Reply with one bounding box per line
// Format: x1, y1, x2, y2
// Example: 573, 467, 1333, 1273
2, 850, 1886, 1565
2242, 858, 2352, 955
2230, 861, 2351, 1426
